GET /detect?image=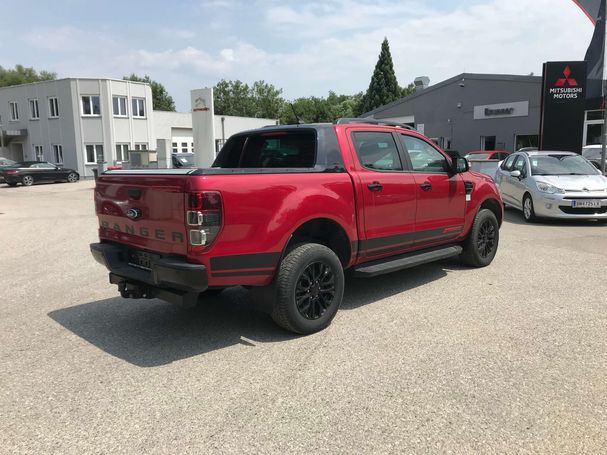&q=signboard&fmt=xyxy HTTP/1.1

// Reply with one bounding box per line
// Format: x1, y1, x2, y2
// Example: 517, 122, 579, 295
191, 88, 216, 168
539, 61, 587, 152
473, 101, 529, 120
